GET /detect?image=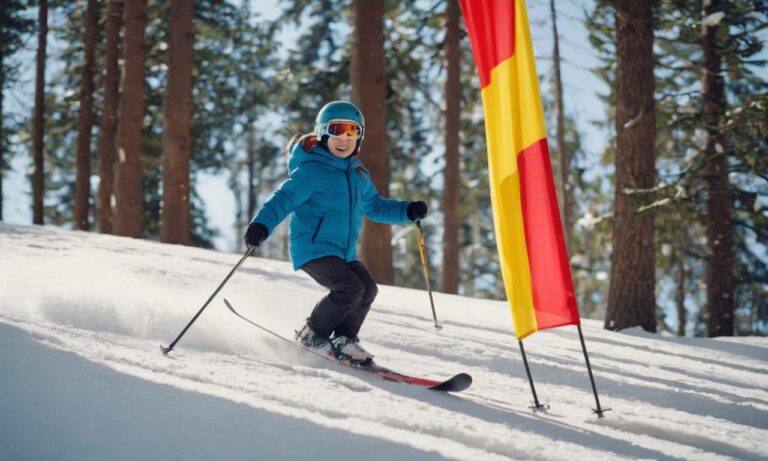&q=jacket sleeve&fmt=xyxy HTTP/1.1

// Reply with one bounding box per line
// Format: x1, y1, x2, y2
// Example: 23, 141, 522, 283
361, 175, 410, 225
251, 168, 316, 234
